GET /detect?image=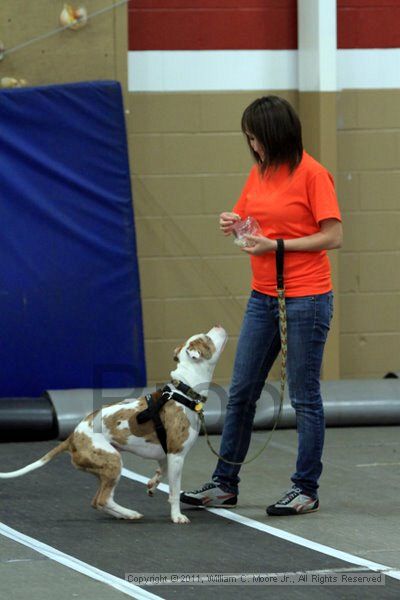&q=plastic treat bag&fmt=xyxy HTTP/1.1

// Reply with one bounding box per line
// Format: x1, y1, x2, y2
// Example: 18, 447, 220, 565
232, 216, 263, 247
